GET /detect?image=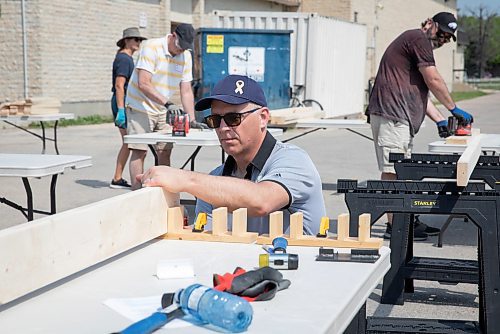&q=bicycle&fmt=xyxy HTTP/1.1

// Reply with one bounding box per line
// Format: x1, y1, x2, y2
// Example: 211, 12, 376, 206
288, 85, 324, 111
